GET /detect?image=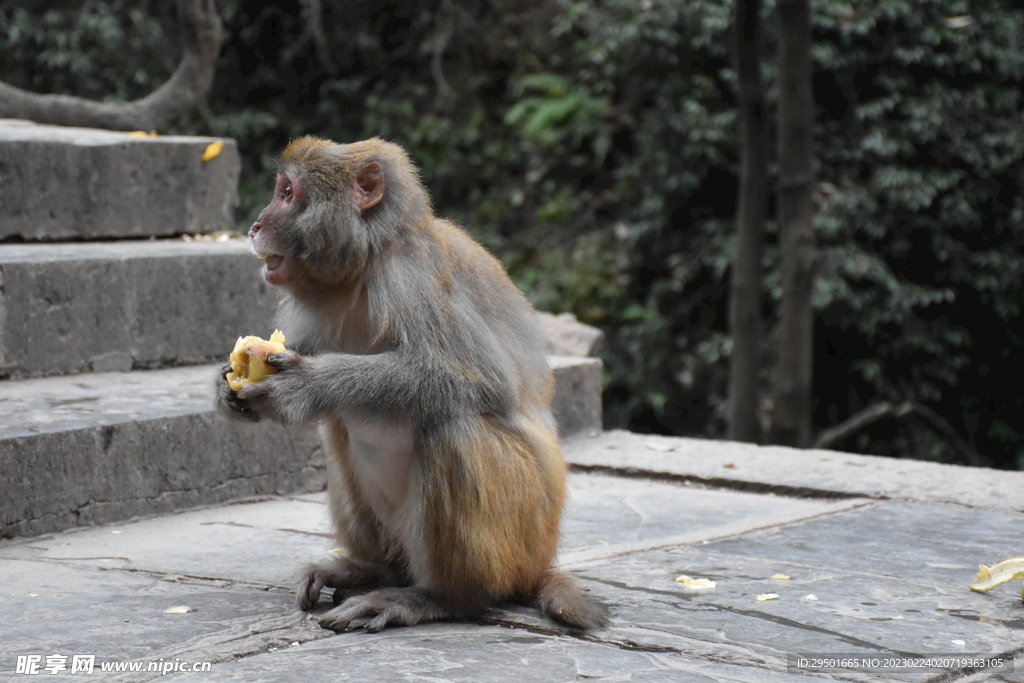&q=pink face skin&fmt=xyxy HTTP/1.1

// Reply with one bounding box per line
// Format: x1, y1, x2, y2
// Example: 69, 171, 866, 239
249, 173, 303, 286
